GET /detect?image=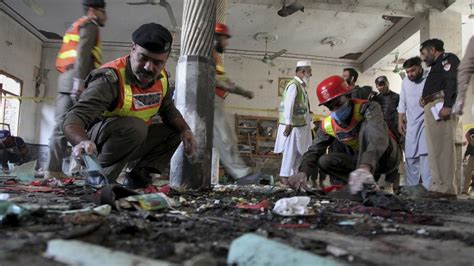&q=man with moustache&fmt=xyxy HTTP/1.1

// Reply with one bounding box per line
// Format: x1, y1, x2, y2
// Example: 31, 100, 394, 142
45, 0, 108, 179
419, 38, 460, 198
62, 23, 197, 188
397, 56, 431, 189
